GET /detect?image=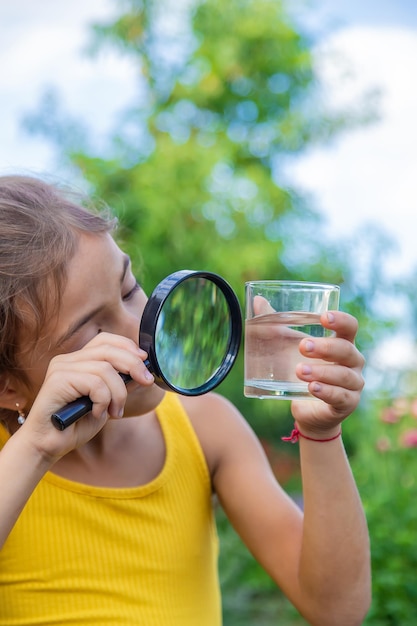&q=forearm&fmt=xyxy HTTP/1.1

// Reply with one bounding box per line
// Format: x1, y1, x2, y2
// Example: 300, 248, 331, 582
0, 429, 52, 549
297, 436, 371, 626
